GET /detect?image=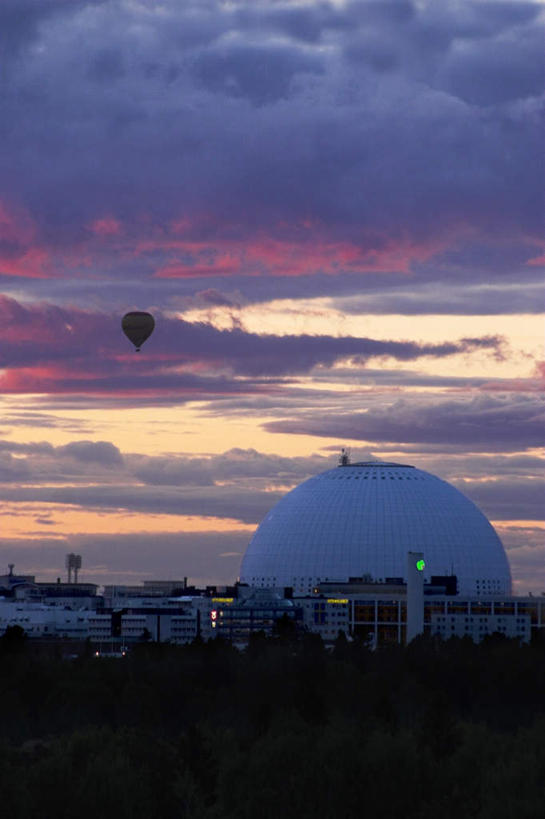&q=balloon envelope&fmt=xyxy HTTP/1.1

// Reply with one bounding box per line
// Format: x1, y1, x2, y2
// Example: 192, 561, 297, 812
122, 311, 155, 351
